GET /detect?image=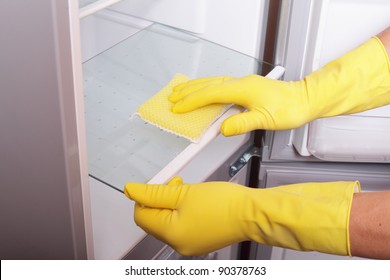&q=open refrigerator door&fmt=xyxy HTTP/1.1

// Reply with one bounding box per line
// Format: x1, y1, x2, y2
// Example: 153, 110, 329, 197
289, 0, 390, 163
